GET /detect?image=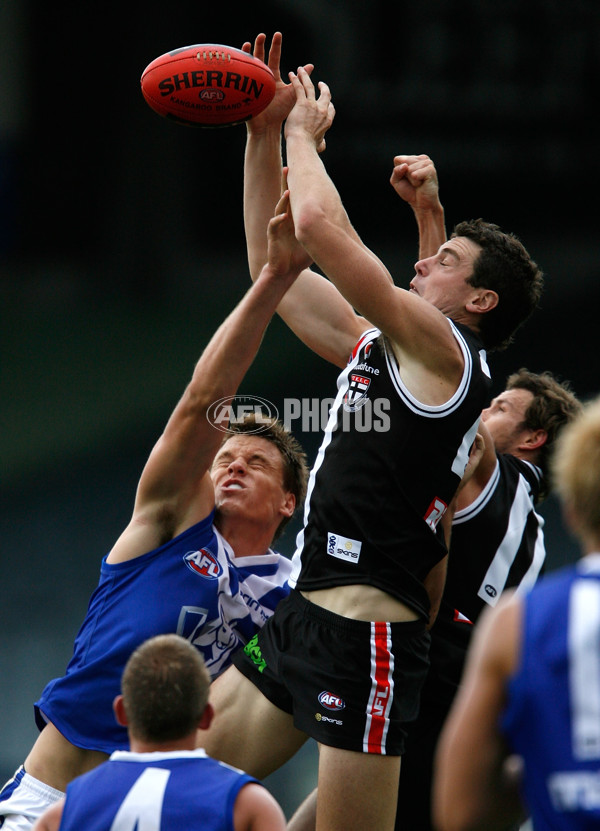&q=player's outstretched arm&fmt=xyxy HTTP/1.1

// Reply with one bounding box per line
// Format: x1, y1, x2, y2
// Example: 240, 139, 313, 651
285, 68, 463, 384
109, 196, 304, 562
390, 153, 447, 259
242, 33, 366, 368
241, 32, 307, 283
